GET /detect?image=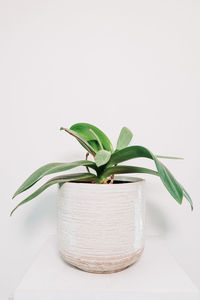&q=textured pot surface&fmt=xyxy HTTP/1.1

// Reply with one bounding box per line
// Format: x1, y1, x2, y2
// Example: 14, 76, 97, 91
57, 176, 145, 273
